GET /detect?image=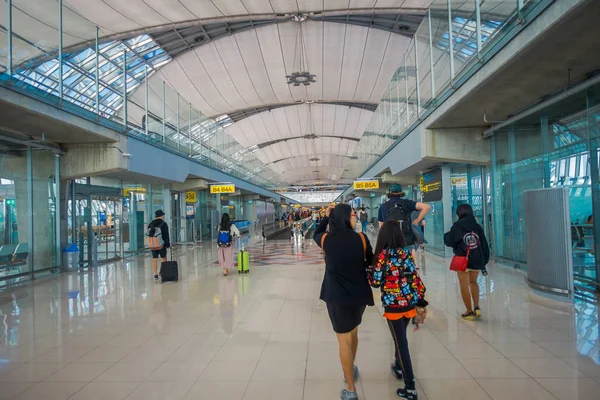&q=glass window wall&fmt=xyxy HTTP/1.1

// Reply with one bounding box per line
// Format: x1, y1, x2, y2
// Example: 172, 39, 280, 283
490, 83, 600, 289
0, 144, 60, 284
